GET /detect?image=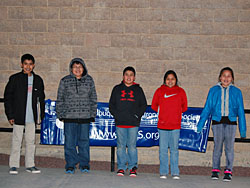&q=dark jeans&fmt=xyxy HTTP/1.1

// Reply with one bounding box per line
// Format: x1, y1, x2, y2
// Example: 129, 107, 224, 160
64, 123, 90, 169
